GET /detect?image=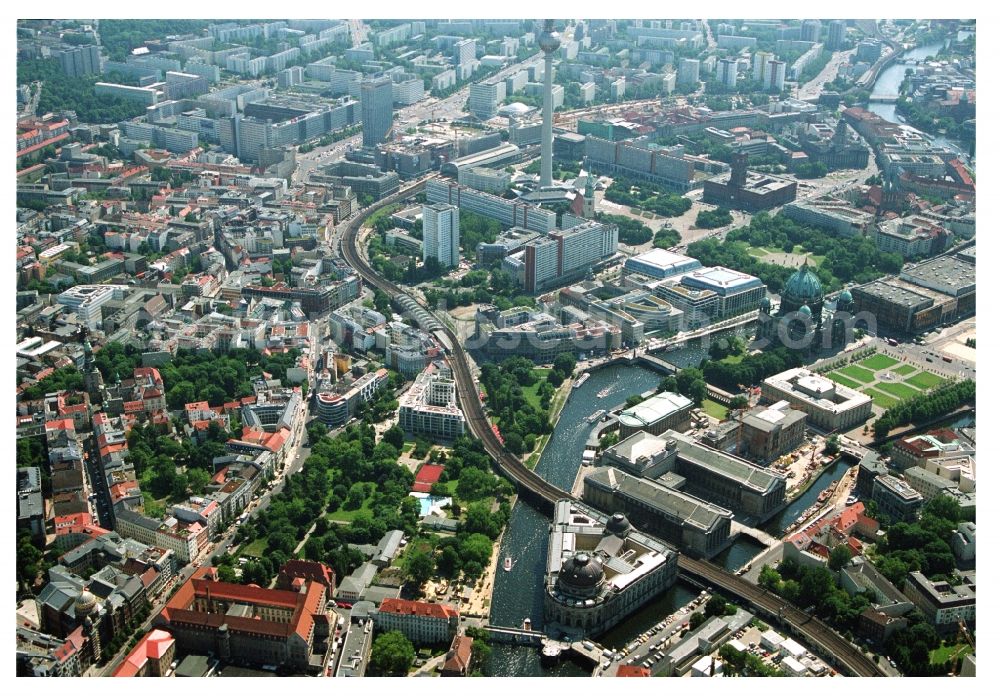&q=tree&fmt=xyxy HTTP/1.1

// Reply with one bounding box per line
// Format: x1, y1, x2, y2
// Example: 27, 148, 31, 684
675, 368, 708, 403
505, 432, 525, 455
719, 643, 747, 674
625, 394, 645, 408
462, 501, 502, 539
459, 533, 494, 568
404, 550, 435, 586
828, 545, 855, 572
383, 425, 405, 450
368, 630, 415, 676
553, 352, 577, 380
824, 435, 842, 456
695, 208, 734, 229
186, 468, 211, 495
704, 594, 728, 617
